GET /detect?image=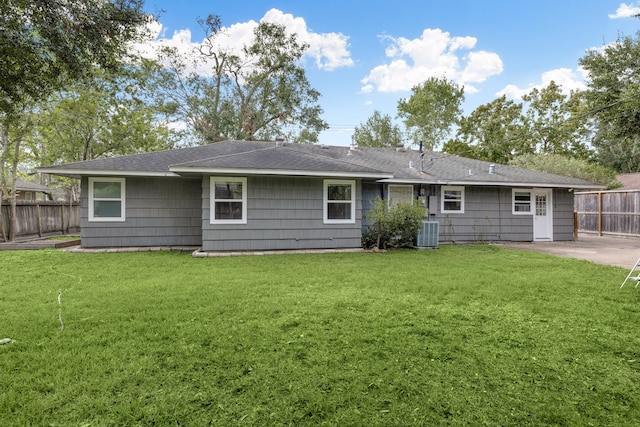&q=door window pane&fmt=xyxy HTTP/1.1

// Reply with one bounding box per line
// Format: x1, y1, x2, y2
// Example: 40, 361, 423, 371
536, 194, 547, 216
